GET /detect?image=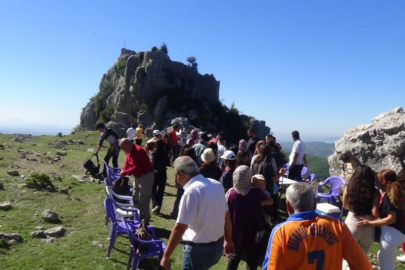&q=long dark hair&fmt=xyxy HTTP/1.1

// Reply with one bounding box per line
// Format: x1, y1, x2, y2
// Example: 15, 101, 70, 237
347, 165, 377, 215
254, 144, 273, 163
179, 144, 199, 165
378, 169, 405, 210
235, 151, 249, 167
